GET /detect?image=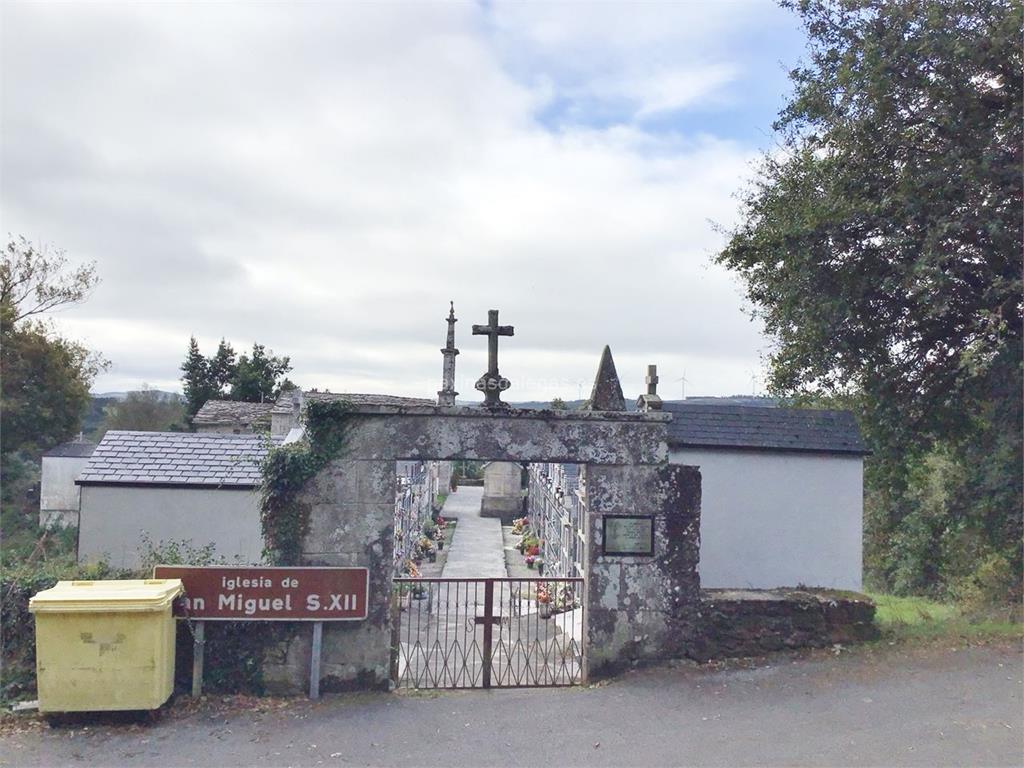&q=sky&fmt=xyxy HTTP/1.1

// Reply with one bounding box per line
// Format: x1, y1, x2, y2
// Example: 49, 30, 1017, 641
1, 1, 807, 402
